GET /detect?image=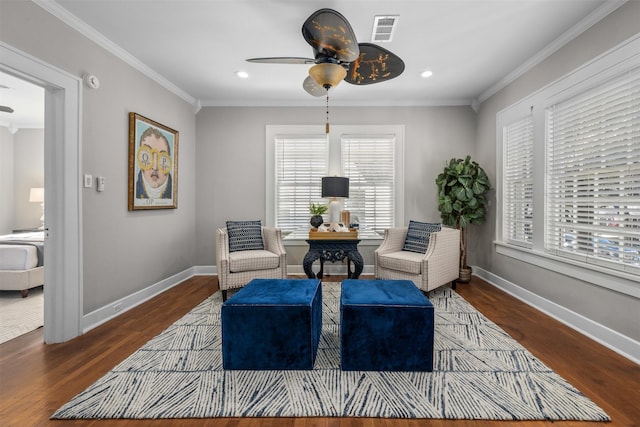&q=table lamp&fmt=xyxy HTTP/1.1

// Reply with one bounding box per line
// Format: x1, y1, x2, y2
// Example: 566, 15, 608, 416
29, 187, 44, 229
322, 176, 349, 224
